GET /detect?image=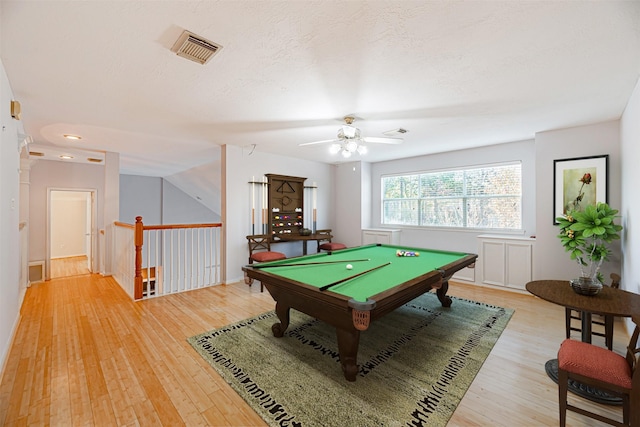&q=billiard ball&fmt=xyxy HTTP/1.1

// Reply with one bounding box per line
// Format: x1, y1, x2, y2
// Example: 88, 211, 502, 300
346, 264, 353, 270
